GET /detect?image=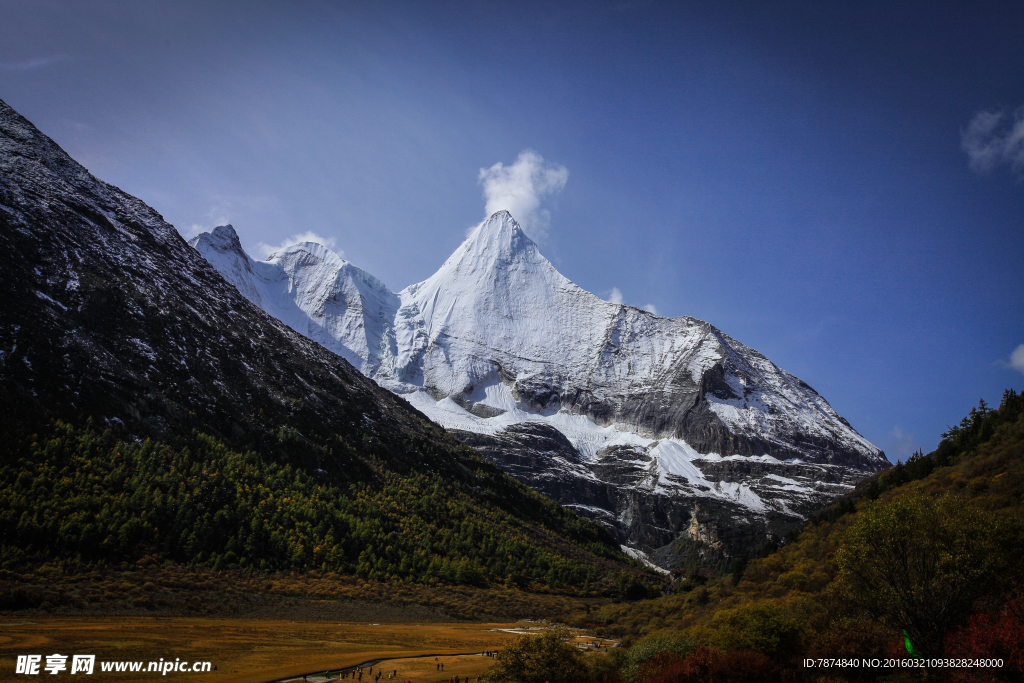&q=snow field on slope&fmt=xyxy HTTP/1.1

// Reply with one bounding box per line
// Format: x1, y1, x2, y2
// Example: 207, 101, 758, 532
620, 545, 672, 575
392, 378, 780, 511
